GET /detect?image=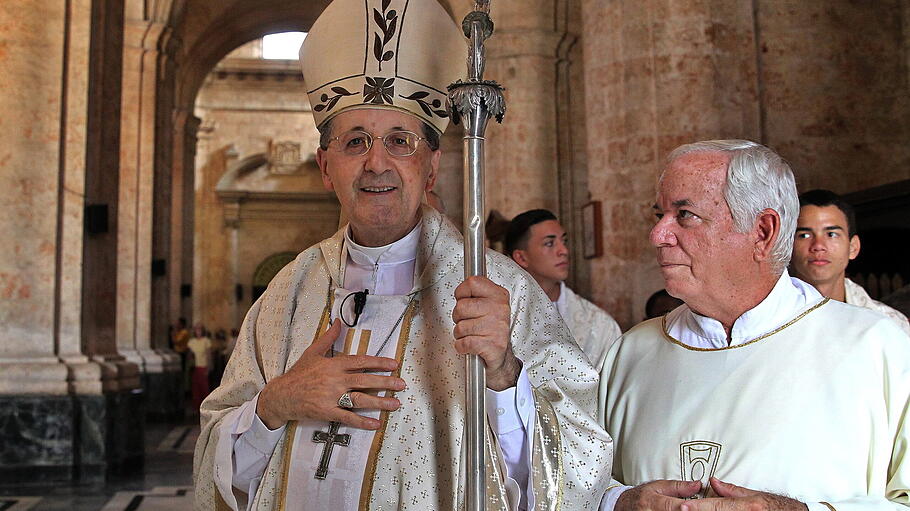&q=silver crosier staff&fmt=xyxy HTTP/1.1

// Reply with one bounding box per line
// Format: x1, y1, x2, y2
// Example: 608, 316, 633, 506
447, 1, 506, 510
